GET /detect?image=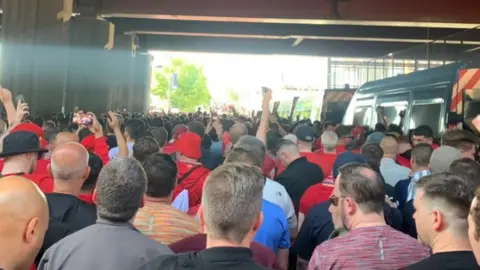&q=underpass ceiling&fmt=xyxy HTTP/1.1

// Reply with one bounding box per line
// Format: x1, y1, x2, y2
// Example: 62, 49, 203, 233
76, 0, 480, 59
